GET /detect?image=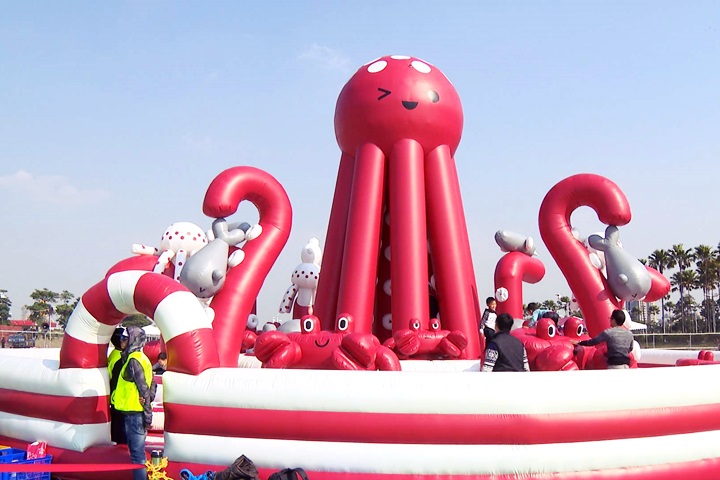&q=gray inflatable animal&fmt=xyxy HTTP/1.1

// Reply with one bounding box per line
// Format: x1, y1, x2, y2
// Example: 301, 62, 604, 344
588, 226, 651, 301
494, 230, 536, 256
179, 218, 256, 299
